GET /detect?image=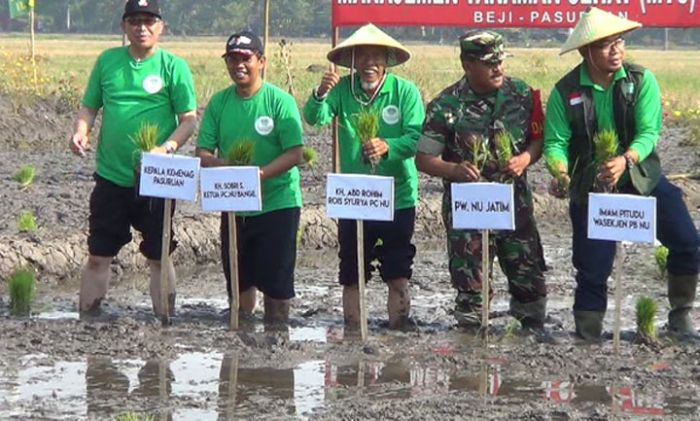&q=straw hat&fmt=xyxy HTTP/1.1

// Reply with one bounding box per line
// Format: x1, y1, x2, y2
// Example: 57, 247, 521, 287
560, 7, 641, 55
327, 23, 411, 68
